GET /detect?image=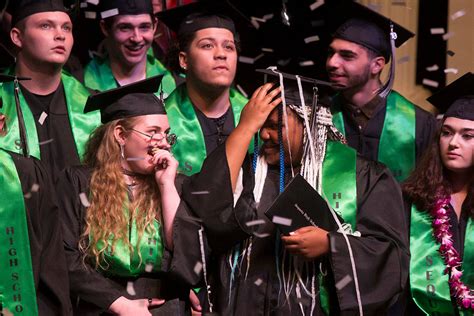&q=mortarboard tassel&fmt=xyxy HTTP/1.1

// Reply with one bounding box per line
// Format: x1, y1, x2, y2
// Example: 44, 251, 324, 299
379, 22, 397, 98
